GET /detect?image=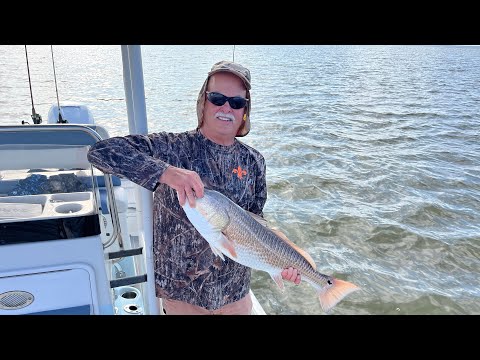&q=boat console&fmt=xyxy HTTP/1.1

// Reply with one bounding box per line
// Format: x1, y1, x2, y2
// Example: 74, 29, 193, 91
0, 125, 116, 314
